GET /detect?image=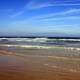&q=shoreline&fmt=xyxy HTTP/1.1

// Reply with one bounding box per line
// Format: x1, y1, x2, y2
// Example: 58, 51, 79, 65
0, 47, 80, 61
0, 44, 80, 50
0, 48, 80, 80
